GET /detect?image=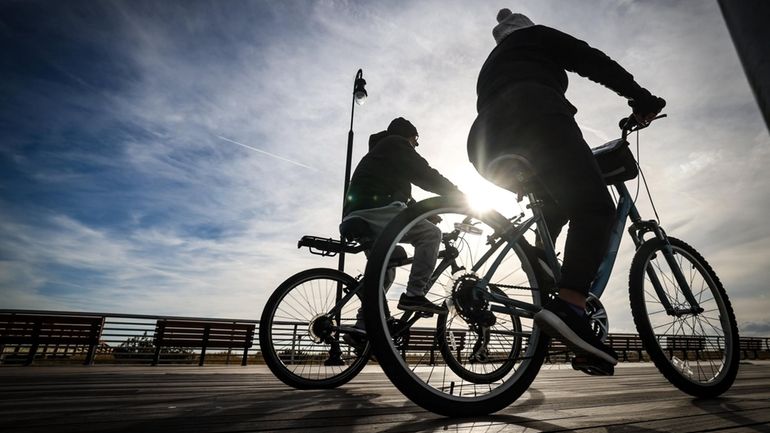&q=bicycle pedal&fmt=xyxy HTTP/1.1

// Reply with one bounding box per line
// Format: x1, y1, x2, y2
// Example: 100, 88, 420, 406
571, 357, 615, 376
416, 311, 434, 318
